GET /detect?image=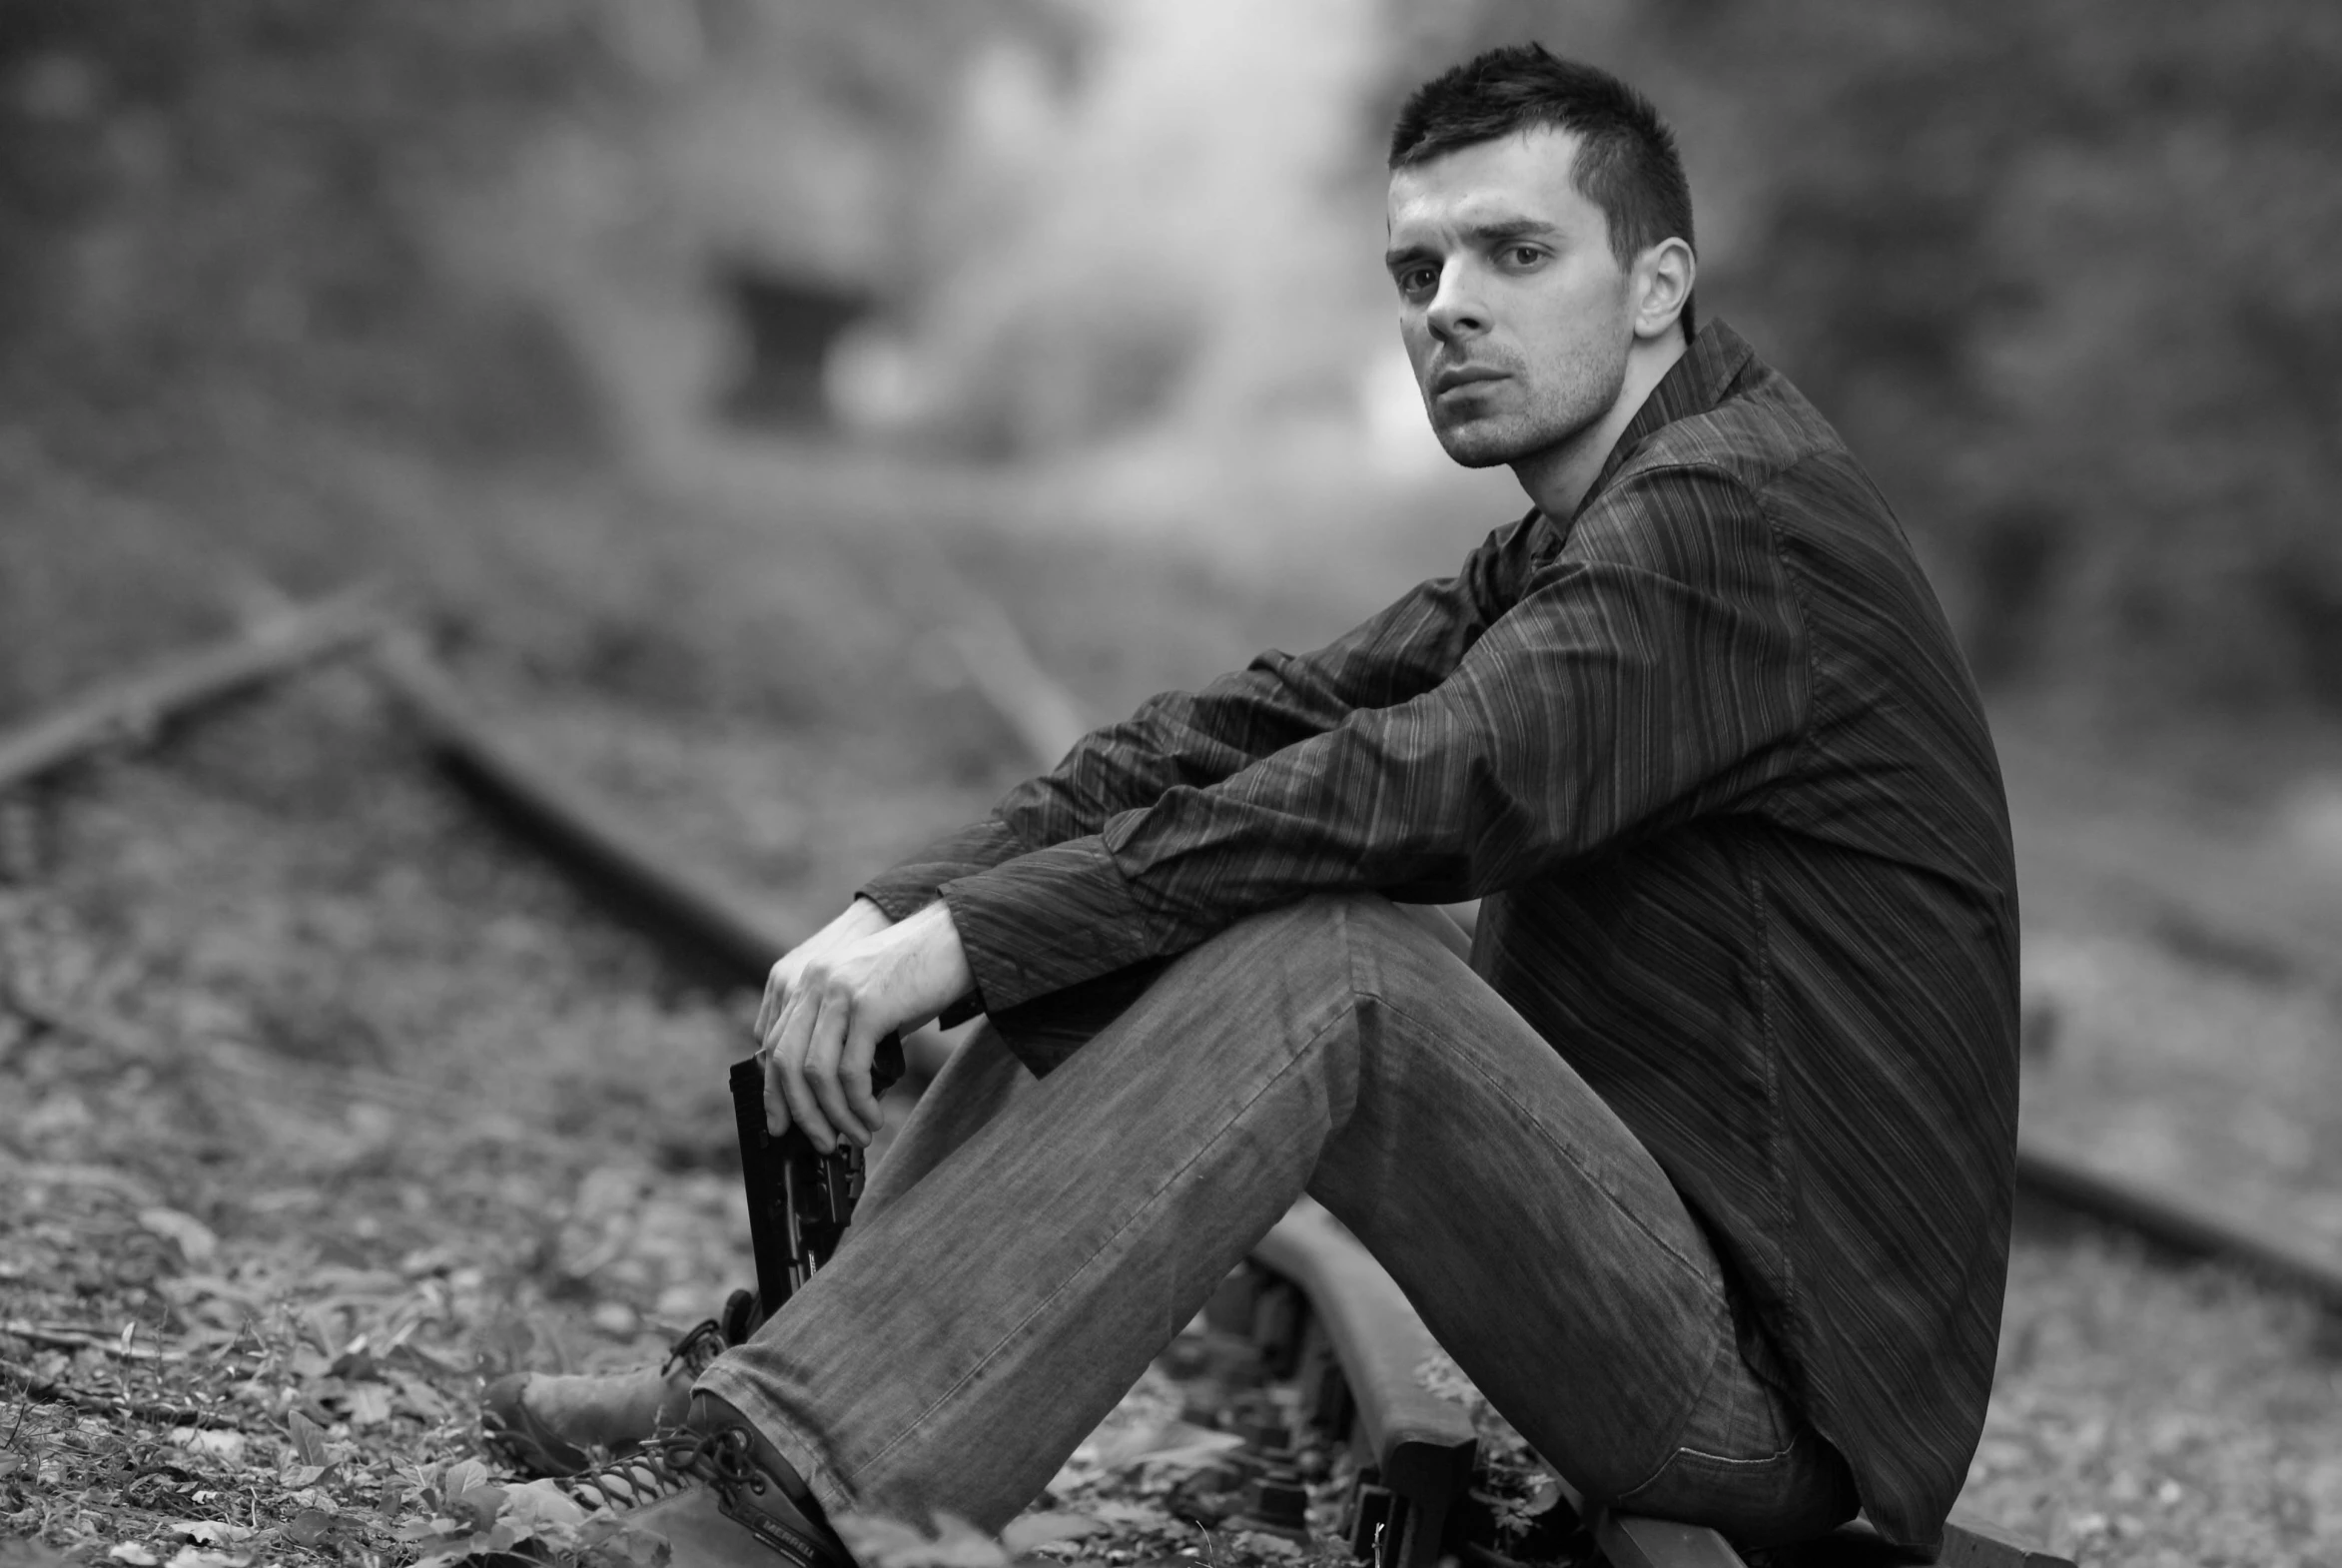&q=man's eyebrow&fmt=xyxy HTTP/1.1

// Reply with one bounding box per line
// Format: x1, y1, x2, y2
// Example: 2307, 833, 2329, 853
1467, 217, 1562, 244
1383, 217, 1562, 270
